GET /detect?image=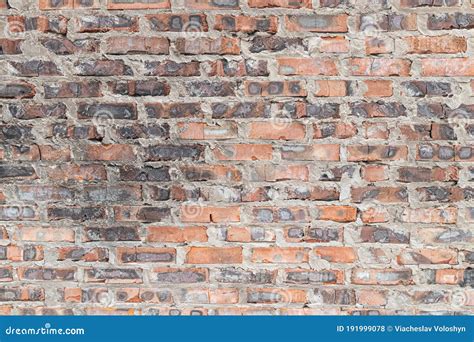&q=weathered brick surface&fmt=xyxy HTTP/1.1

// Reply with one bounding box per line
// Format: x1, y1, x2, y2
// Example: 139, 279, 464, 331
0, 0, 472, 316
